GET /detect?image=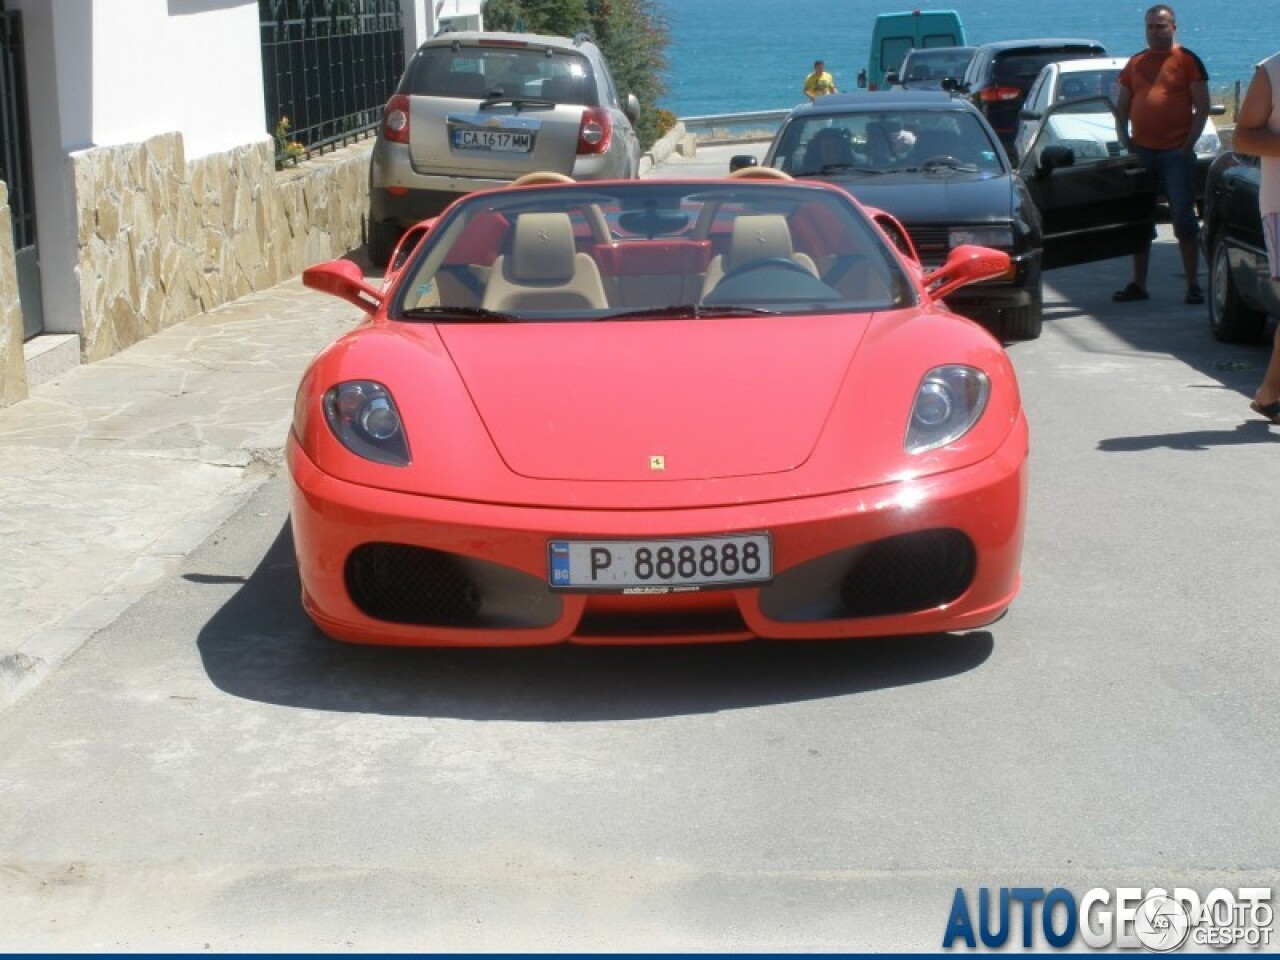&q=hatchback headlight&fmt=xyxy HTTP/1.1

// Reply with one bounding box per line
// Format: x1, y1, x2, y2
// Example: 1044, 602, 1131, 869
949, 226, 1014, 250
906, 365, 990, 454
323, 380, 411, 466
